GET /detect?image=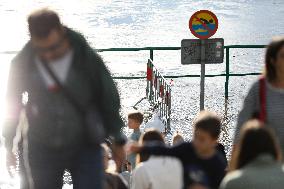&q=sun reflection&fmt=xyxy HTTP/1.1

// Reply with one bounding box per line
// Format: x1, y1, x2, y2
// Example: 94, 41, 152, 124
0, 55, 12, 129
0, 54, 14, 188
